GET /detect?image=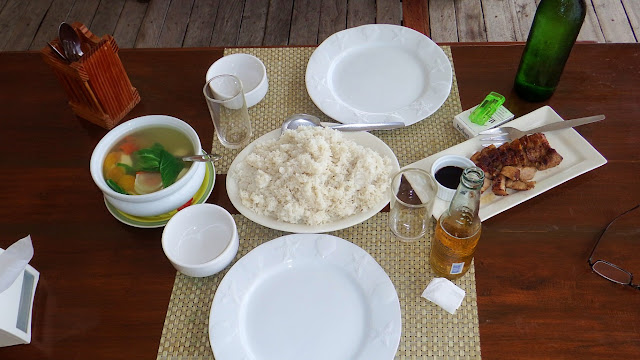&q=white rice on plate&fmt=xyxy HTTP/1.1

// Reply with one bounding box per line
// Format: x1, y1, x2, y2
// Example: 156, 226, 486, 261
232, 126, 393, 225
